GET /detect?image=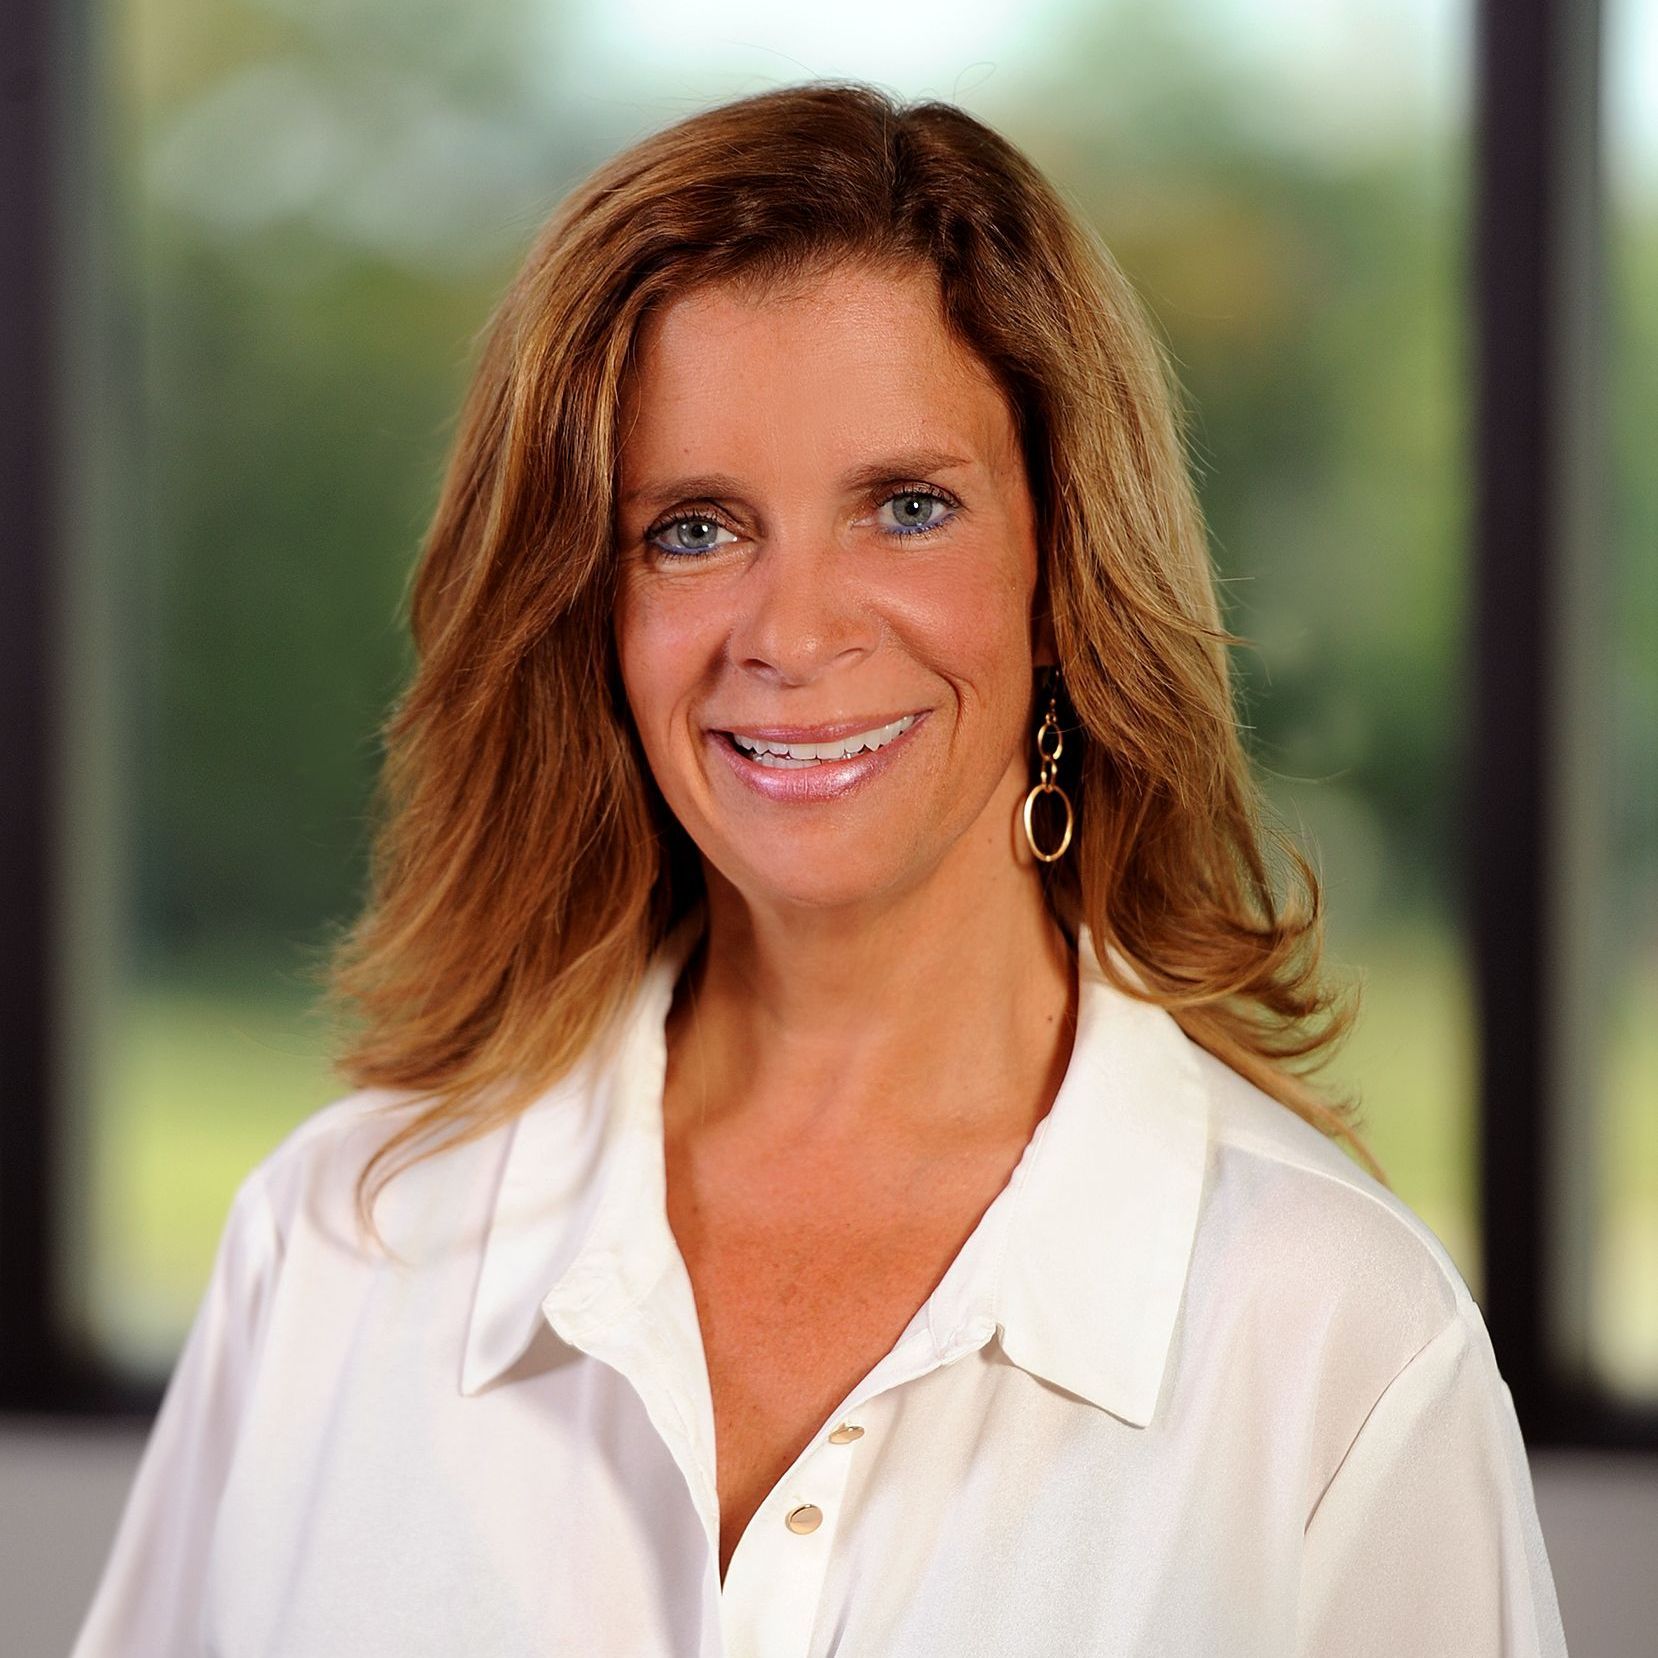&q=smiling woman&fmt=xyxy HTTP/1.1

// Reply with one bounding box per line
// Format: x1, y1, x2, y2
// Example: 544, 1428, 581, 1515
71, 80, 1567, 1656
